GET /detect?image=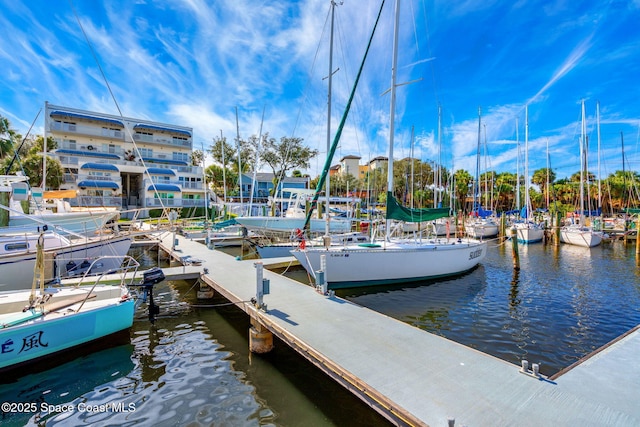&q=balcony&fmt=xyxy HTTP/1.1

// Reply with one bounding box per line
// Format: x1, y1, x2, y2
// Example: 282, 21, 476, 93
50, 122, 125, 141
133, 134, 192, 149
68, 196, 122, 208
